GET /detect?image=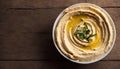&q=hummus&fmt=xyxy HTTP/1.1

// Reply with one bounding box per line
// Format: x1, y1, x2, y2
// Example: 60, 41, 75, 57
53, 3, 115, 62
